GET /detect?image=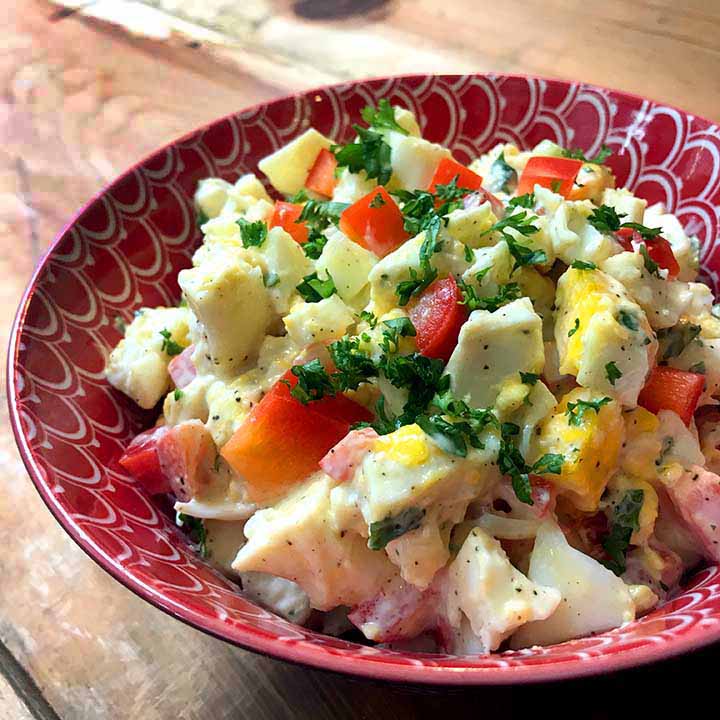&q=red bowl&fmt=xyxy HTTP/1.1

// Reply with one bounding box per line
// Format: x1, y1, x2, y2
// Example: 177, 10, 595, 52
8, 74, 720, 685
